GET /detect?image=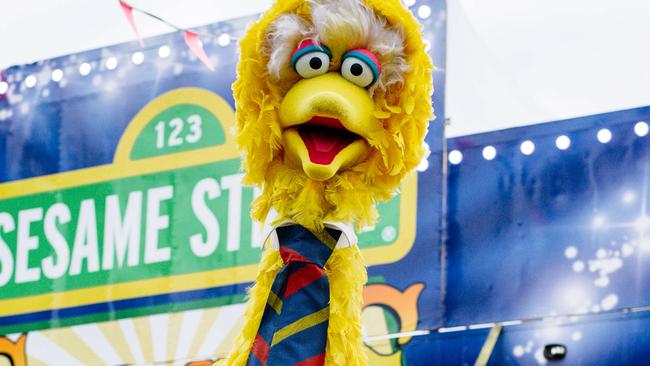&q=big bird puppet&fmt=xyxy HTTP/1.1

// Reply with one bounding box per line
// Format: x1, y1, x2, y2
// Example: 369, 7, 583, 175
218, 0, 433, 365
